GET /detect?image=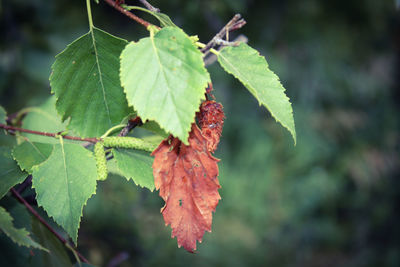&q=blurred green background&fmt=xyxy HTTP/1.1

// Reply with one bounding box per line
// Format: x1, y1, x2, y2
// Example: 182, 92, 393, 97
1, 0, 399, 266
